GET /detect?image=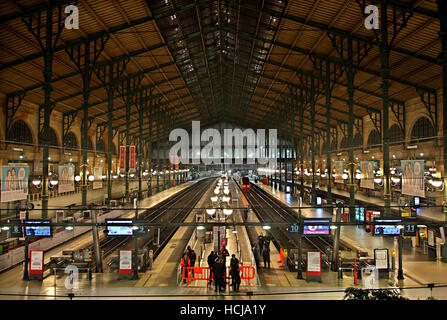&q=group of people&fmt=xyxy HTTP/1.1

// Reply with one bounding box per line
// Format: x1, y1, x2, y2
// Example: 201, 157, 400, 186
180, 245, 242, 292
180, 245, 197, 283
207, 246, 242, 292
253, 233, 271, 269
